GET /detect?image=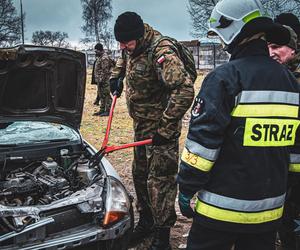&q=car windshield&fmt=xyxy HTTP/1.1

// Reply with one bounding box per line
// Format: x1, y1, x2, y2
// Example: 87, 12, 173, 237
0, 121, 80, 145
